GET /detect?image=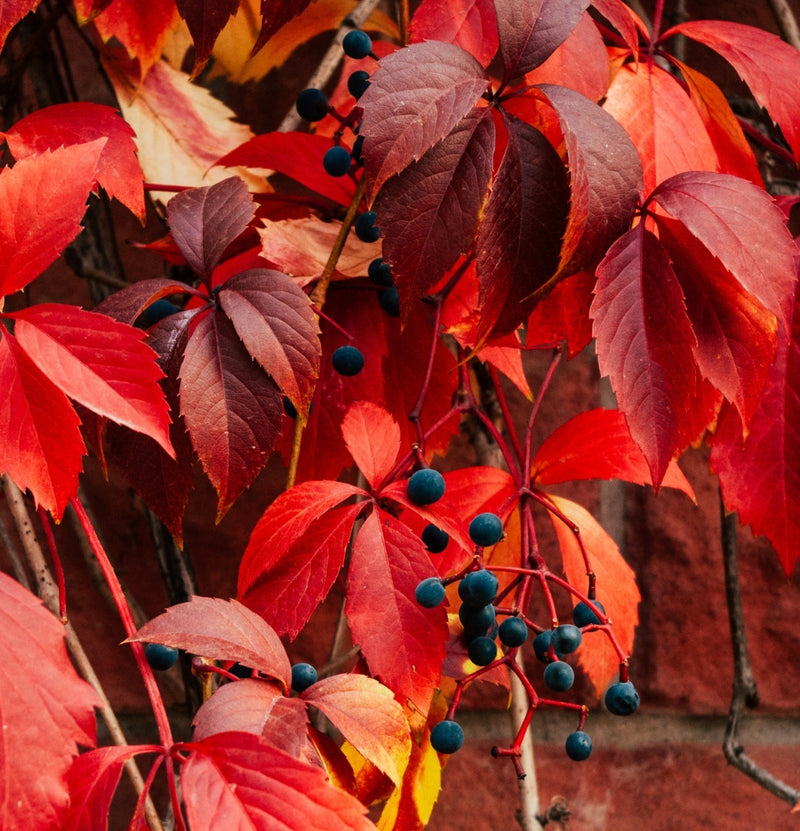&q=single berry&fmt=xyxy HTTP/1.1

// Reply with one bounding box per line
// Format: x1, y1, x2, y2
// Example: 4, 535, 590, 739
415, 577, 446, 608
573, 599, 606, 627
355, 210, 380, 243
144, 642, 178, 671
551, 624, 582, 655
347, 70, 371, 99
342, 29, 373, 59
604, 680, 640, 716
291, 662, 318, 692
468, 512, 504, 547
565, 730, 593, 761
323, 145, 352, 177
458, 602, 496, 637
295, 88, 329, 122
368, 257, 394, 287
430, 719, 464, 754
458, 569, 499, 607
283, 396, 298, 419
533, 630, 555, 663
379, 286, 400, 316
407, 468, 445, 505
468, 635, 498, 666
421, 524, 449, 553
544, 660, 575, 692
141, 298, 178, 326
498, 616, 528, 648
332, 345, 364, 376
351, 134, 365, 166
